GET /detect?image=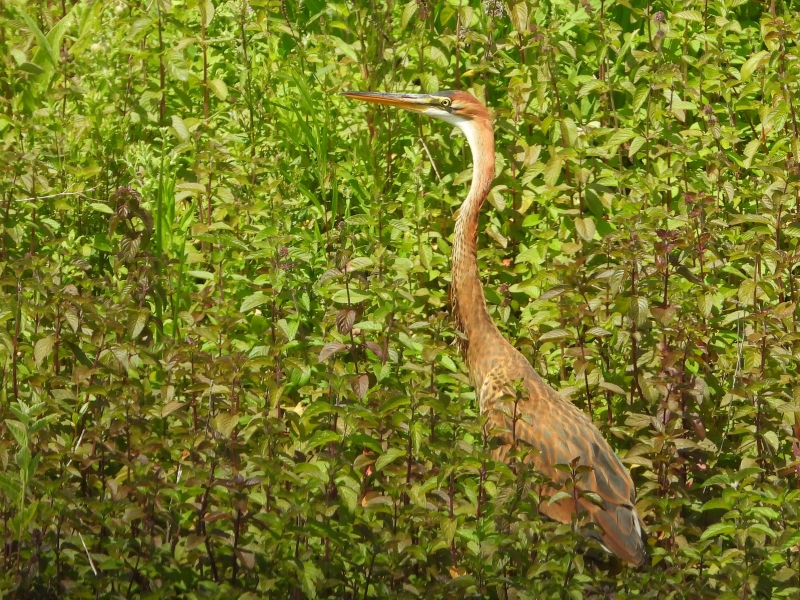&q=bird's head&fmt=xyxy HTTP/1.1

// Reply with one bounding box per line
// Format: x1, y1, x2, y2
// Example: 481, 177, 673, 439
342, 89, 495, 181
341, 90, 491, 128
